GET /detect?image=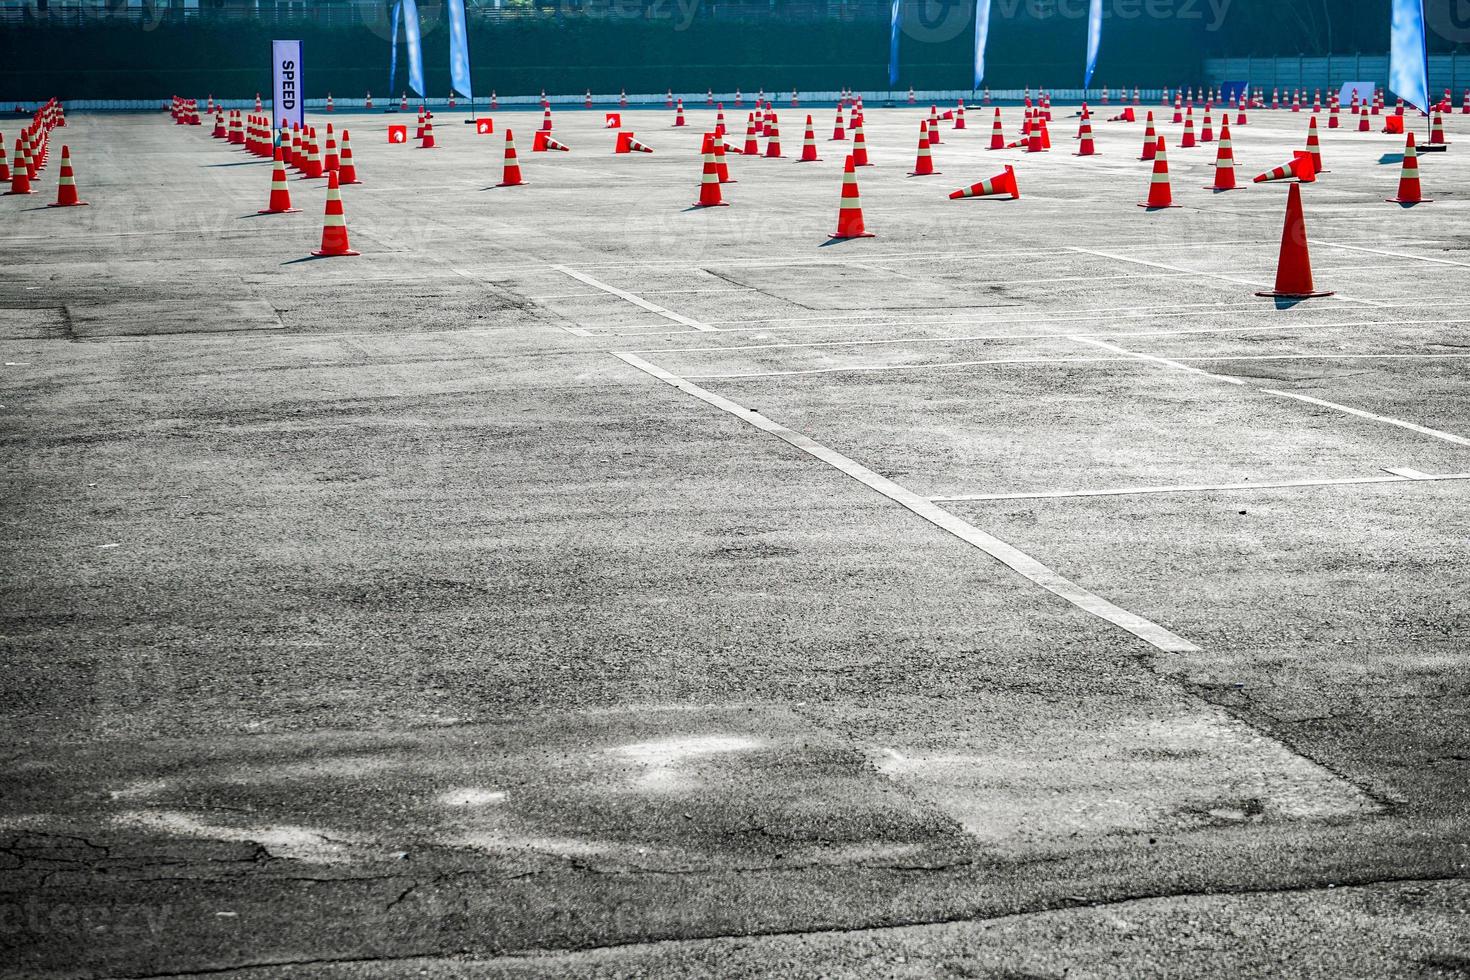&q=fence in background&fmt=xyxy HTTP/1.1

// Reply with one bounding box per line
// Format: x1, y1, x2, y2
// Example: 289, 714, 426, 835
1206, 54, 1470, 97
